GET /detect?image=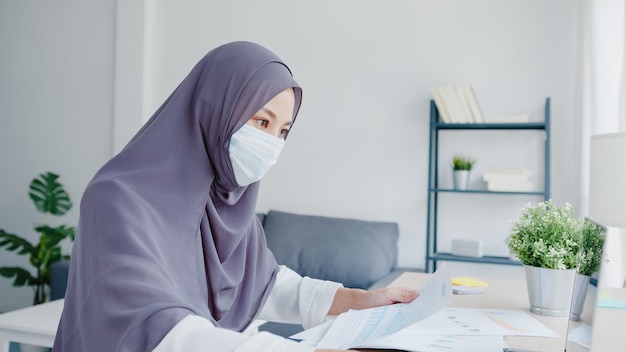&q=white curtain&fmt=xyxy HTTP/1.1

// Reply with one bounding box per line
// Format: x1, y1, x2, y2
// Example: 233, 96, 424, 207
578, 0, 626, 287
